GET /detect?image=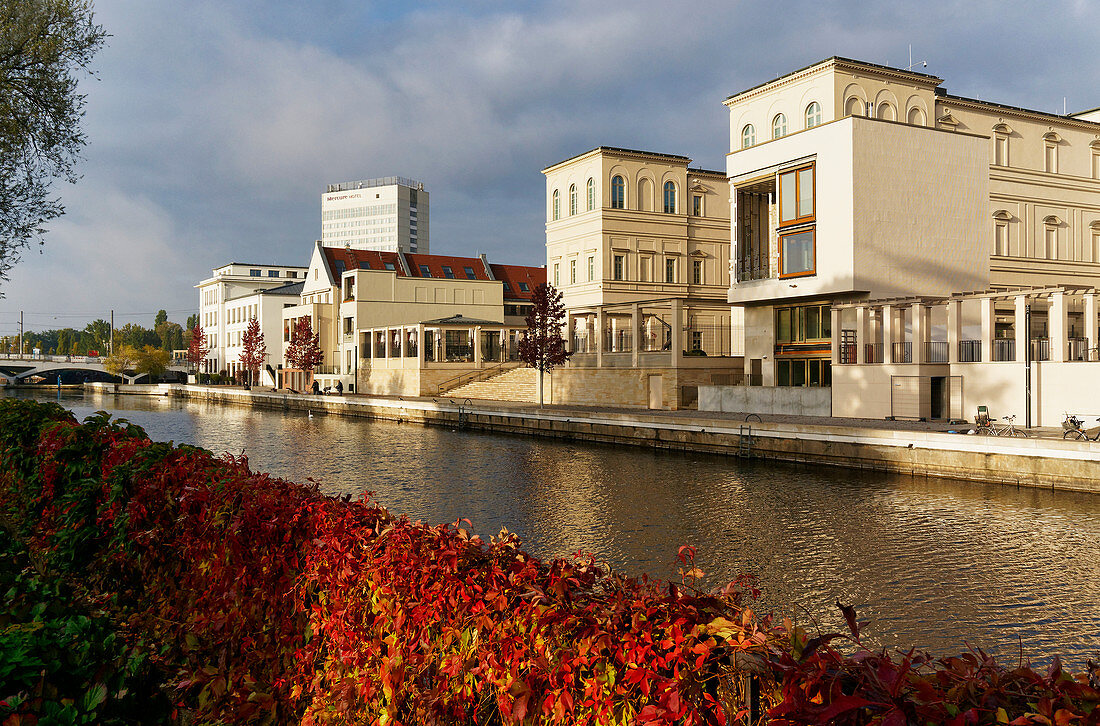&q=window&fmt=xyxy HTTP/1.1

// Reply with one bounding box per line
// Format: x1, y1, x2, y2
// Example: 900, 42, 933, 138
691, 331, 703, 352
1044, 224, 1058, 259
692, 194, 703, 216
876, 102, 895, 121
287, 271, 297, 278
268, 270, 279, 277
662, 181, 677, 213
845, 97, 863, 116
907, 106, 926, 125
805, 102, 821, 129
518, 282, 529, 292
665, 258, 676, 283
419, 264, 431, 277
1044, 138, 1058, 173
502, 282, 511, 293
995, 222, 1009, 256
613, 255, 624, 281
250, 269, 261, 277
552, 189, 560, 220
692, 259, 703, 284
463, 266, 476, 279
777, 359, 830, 387
995, 134, 1009, 166
741, 124, 756, 148
611, 175, 625, 209
778, 165, 815, 226
587, 256, 594, 281
570, 259, 576, 284
587, 178, 595, 210
775, 303, 831, 343
780, 229, 816, 277
639, 255, 651, 282
772, 113, 787, 138
553, 263, 560, 287
442, 266, 455, 279
384, 262, 395, 271
569, 184, 577, 215
1093, 146, 1100, 179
